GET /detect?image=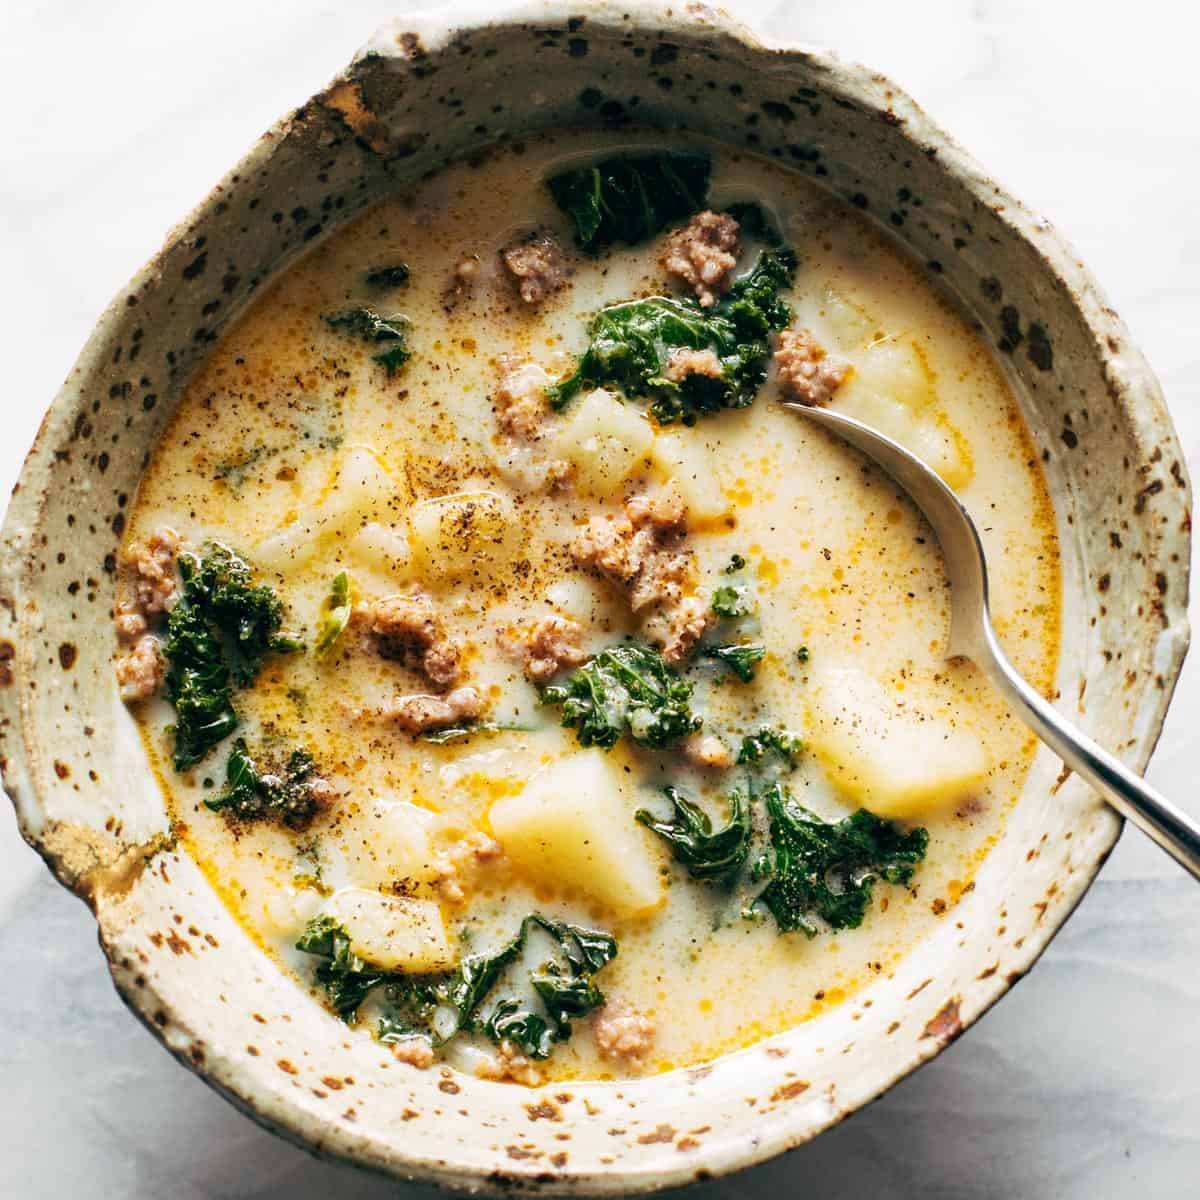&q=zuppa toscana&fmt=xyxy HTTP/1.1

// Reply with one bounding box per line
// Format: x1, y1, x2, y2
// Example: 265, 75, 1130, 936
114, 131, 1059, 1085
